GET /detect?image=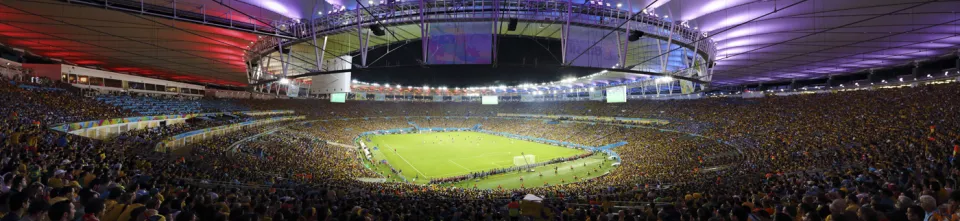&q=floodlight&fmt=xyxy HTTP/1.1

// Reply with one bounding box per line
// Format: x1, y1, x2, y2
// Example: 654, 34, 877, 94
279, 78, 290, 84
